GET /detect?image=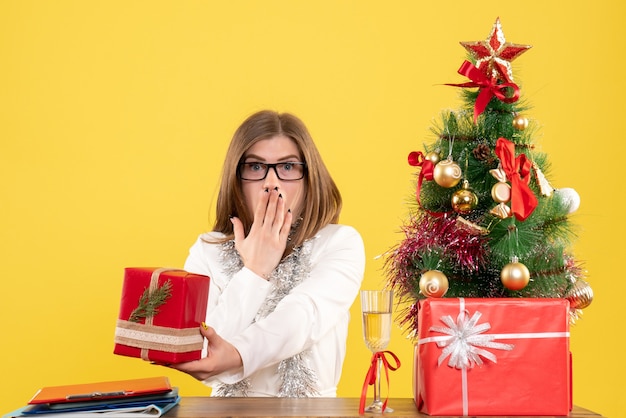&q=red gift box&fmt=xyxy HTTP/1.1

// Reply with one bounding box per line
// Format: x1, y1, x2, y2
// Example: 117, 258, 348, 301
413, 298, 571, 416
114, 267, 210, 364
